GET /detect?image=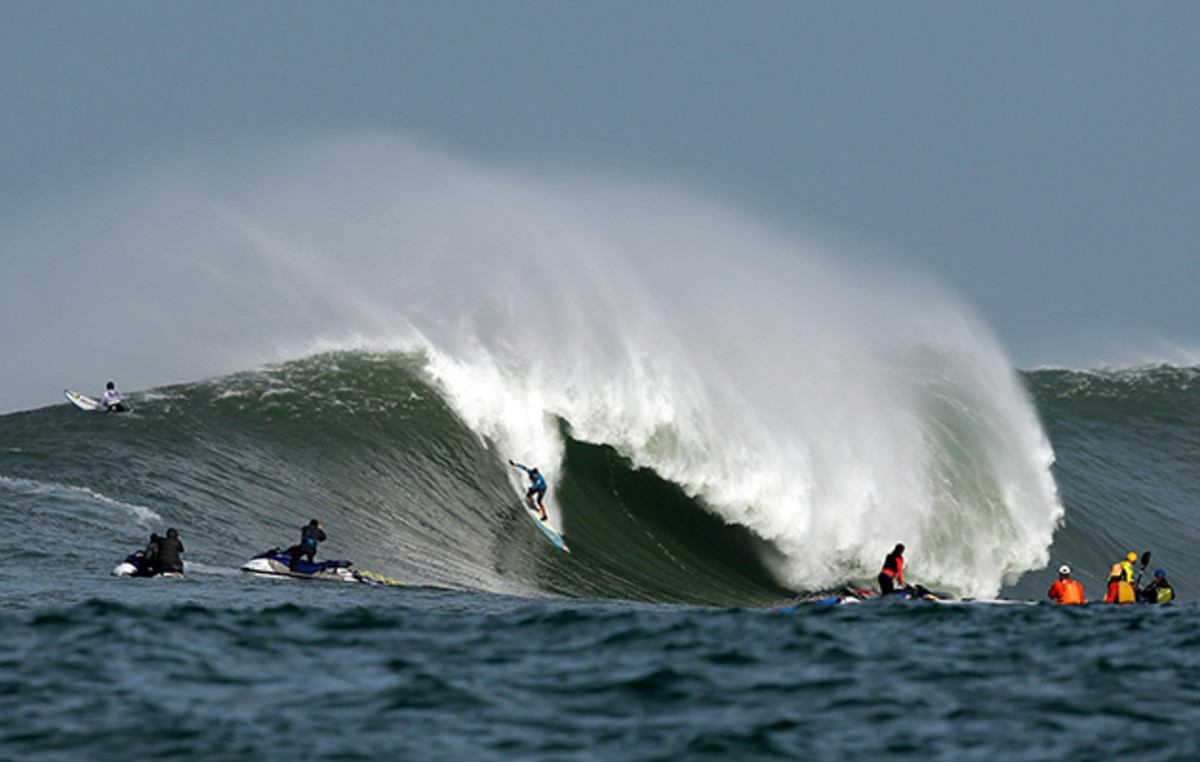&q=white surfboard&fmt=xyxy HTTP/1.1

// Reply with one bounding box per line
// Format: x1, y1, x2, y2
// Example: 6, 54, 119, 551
64, 389, 102, 411
524, 500, 569, 553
